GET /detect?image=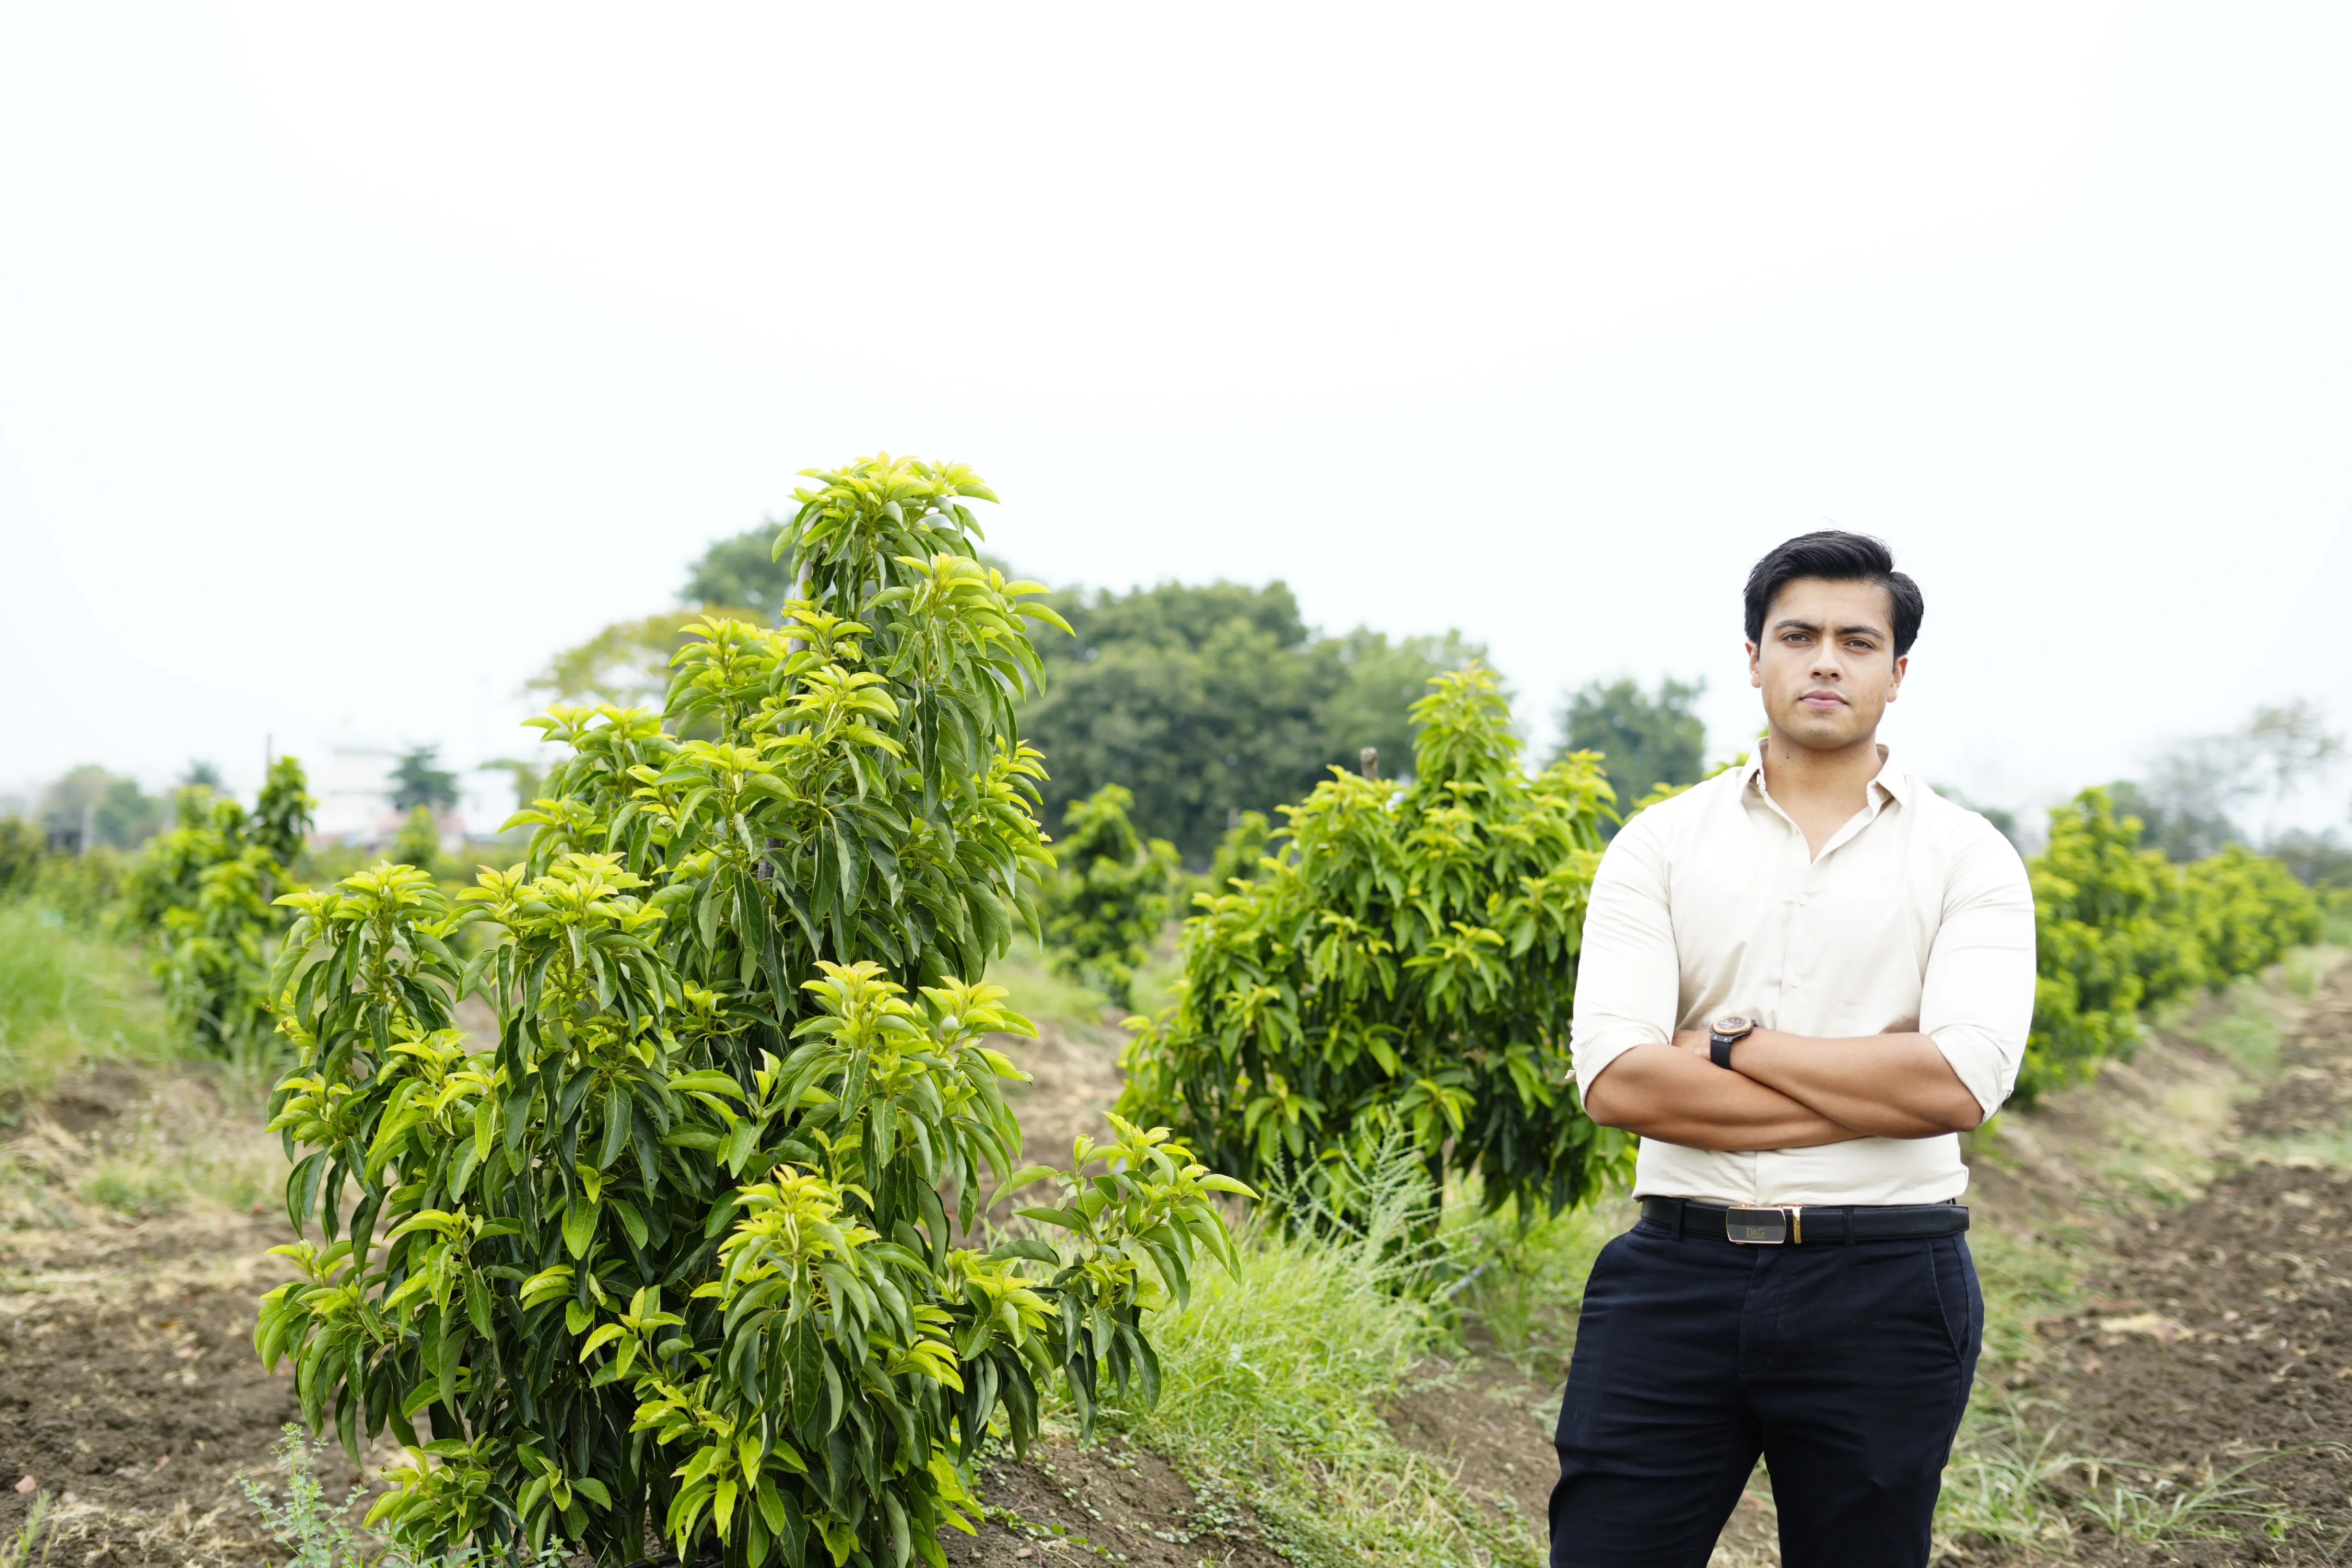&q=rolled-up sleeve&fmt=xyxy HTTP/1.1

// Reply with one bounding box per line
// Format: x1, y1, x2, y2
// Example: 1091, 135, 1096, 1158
1570, 814, 1682, 1094
1919, 823, 2038, 1120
